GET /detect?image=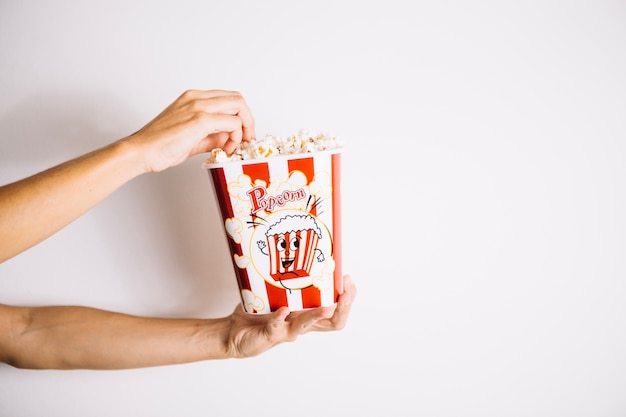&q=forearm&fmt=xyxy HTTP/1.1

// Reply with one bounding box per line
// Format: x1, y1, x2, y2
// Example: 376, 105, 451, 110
0, 139, 144, 262
0, 90, 256, 263
1, 304, 231, 370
